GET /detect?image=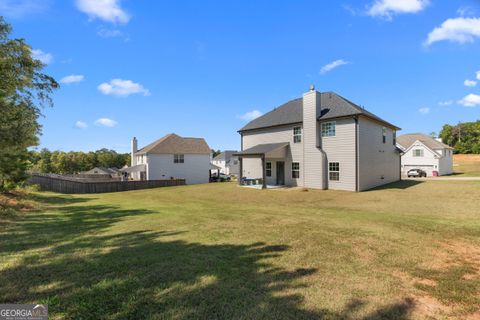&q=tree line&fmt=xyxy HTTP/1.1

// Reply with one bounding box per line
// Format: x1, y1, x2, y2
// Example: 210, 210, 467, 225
439, 120, 480, 154
0, 17, 58, 191
29, 149, 130, 175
